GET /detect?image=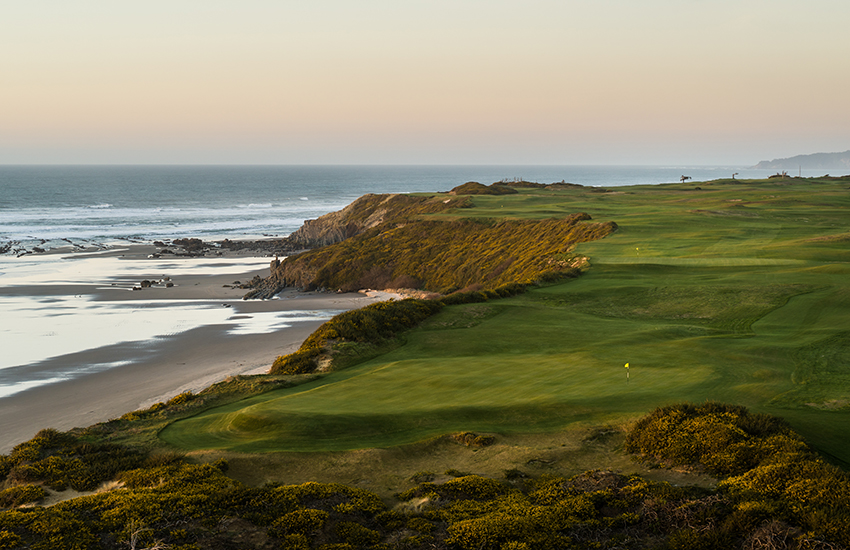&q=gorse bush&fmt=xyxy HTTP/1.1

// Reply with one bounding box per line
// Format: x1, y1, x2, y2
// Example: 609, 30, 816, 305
267, 508, 328, 538
625, 402, 802, 476
626, 402, 850, 547
3, 429, 145, 492
3, 407, 850, 548
0, 485, 47, 509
